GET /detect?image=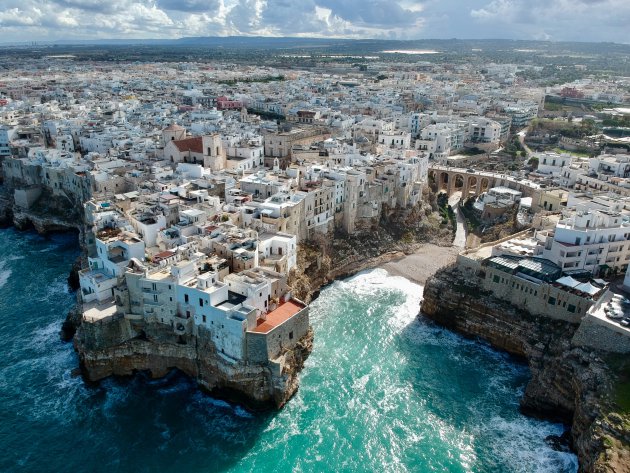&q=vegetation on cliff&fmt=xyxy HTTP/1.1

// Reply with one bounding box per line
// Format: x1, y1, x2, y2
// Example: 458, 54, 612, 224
289, 195, 454, 303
